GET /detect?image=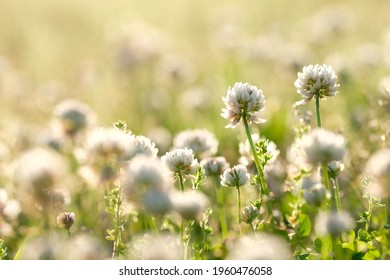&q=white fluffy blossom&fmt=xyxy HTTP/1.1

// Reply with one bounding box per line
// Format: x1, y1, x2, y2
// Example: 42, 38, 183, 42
315, 211, 355, 236
170, 190, 210, 220
300, 128, 346, 164
294, 64, 339, 105
221, 82, 266, 128
128, 135, 158, 160
173, 129, 218, 158
53, 99, 95, 136
200, 156, 229, 176
85, 127, 132, 162
122, 156, 170, 200
227, 234, 291, 260
220, 164, 250, 188
363, 148, 390, 198
161, 148, 199, 176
